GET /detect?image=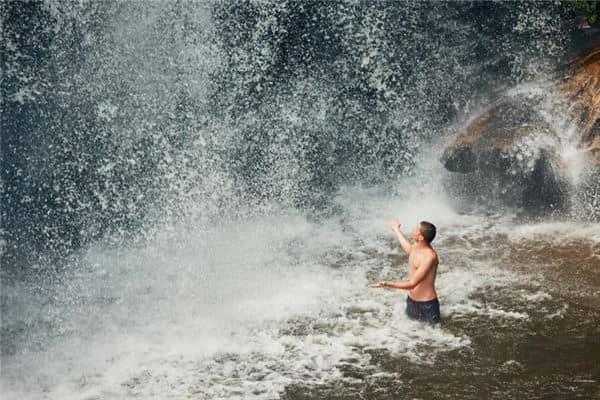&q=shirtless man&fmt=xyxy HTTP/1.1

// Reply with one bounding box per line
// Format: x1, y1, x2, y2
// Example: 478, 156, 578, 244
368, 219, 440, 323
